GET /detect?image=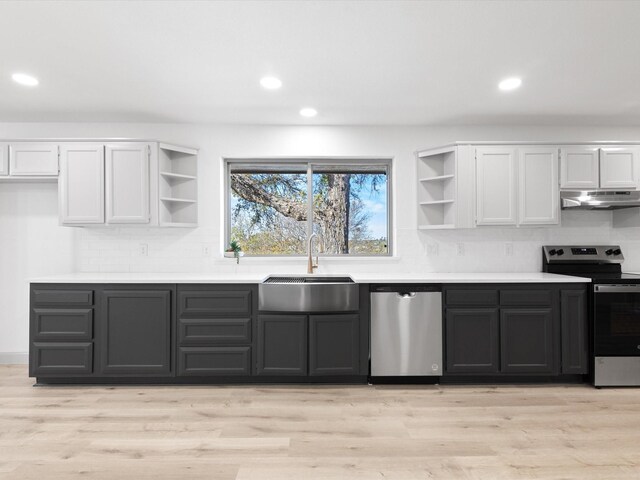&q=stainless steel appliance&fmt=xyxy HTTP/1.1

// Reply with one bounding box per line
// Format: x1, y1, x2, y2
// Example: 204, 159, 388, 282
370, 285, 442, 377
561, 190, 640, 210
543, 245, 640, 386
